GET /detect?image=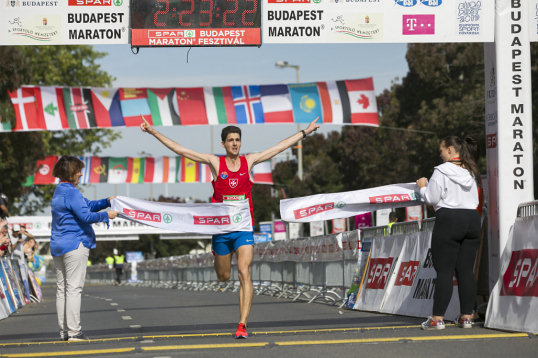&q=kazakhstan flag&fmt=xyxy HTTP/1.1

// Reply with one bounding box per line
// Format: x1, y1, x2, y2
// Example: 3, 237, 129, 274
289, 83, 322, 123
